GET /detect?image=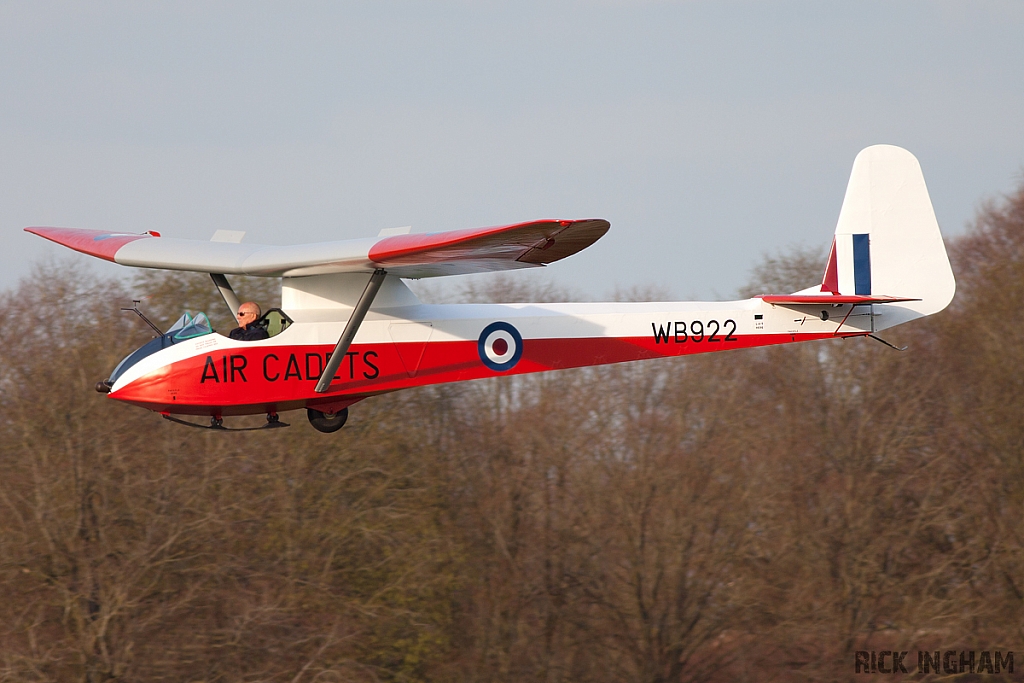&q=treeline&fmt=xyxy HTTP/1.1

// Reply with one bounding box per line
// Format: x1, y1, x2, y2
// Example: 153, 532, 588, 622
1, 185, 1023, 682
